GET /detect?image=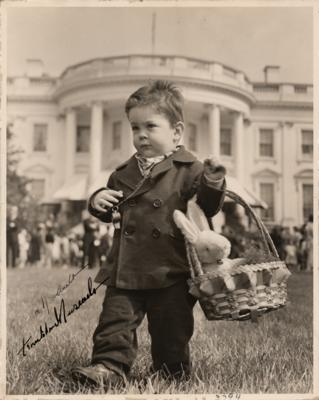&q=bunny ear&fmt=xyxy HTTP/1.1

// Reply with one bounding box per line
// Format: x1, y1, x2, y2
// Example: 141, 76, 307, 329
173, 210, 199, 244
186, 197, 210, 232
